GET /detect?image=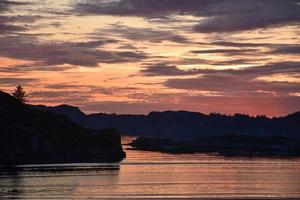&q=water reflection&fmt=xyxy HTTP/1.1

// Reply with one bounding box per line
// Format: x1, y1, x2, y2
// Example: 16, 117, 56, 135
0, 164, 120, 199
0, 147, 300, 199
0, 168, 24, 199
